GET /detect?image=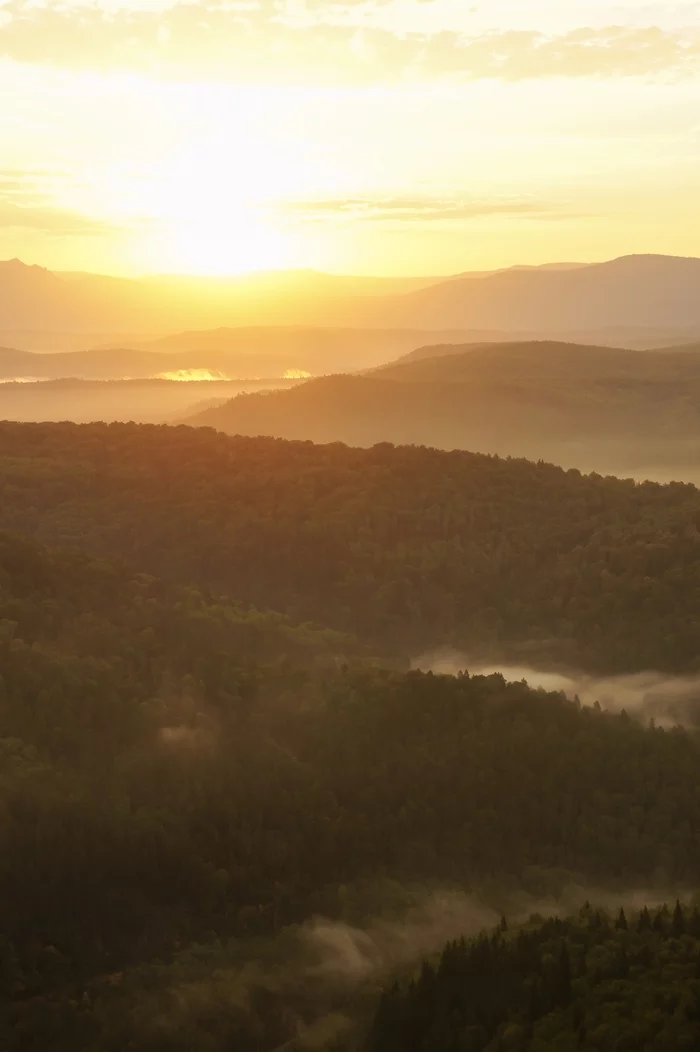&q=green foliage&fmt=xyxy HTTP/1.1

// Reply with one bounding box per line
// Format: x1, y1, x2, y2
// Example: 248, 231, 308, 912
2, 422, 700, 671
2, 424, 700, 1048
368, 905, 700, 1052
2, 520, 700, 1042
